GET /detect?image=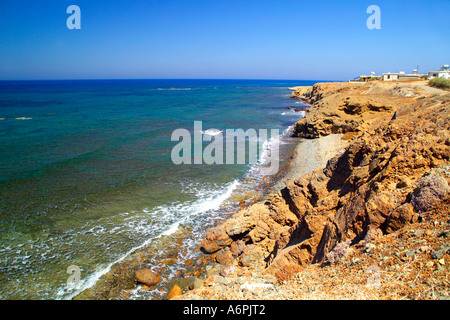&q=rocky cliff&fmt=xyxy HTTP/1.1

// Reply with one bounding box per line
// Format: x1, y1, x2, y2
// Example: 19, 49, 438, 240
291, 81, 426, 138
199, 81, 450, 279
